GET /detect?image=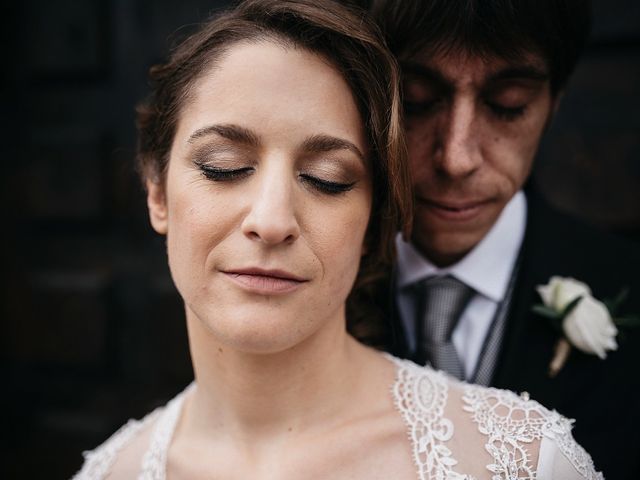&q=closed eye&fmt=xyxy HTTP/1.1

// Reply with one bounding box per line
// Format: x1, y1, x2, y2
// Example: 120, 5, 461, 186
403, 98, 443, 117
199, 165, 254, 181
486, 102, 527, 121
299, 174, 355, 195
